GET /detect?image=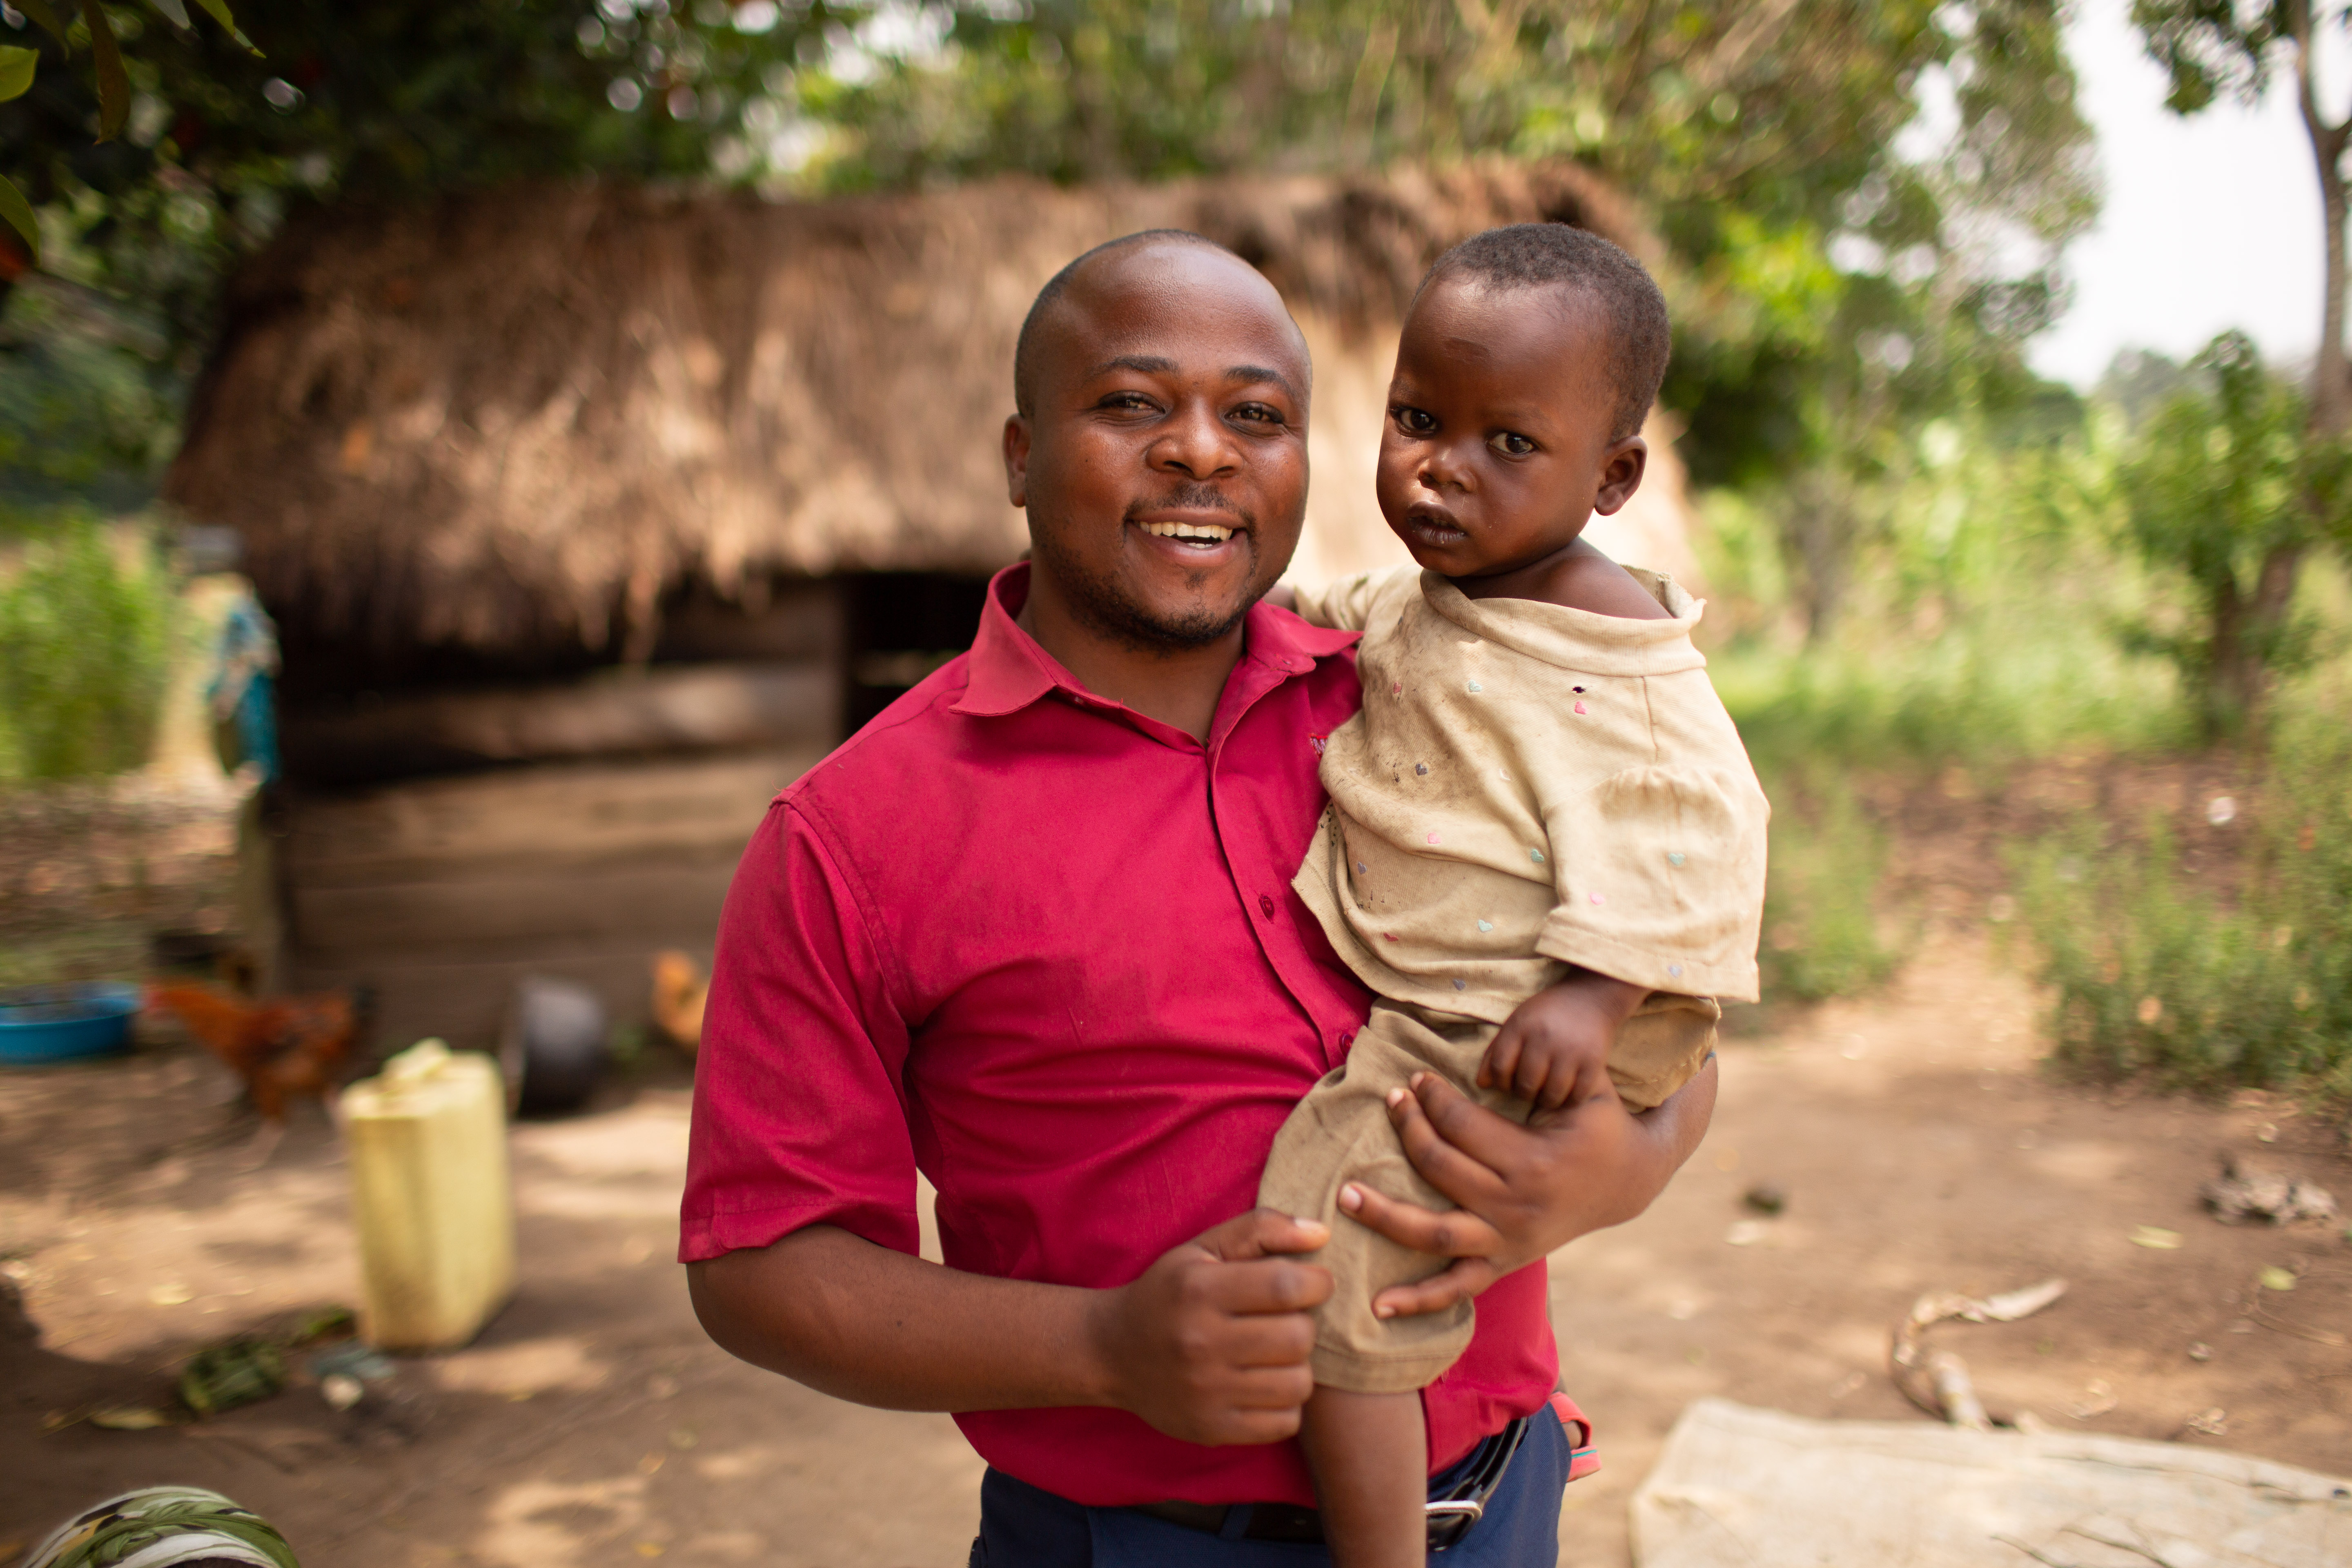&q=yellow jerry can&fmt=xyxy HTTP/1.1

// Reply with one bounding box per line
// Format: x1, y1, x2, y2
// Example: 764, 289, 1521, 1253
343, 1038, 516, 1350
